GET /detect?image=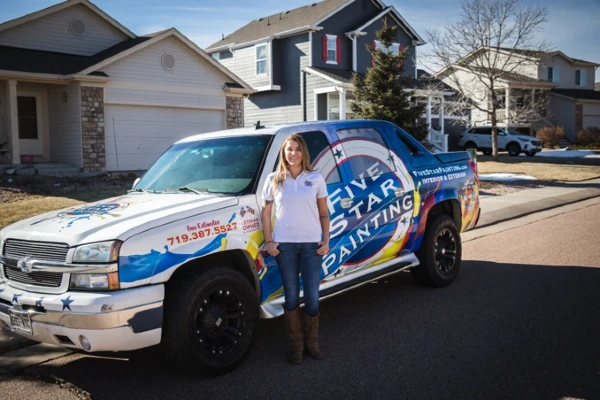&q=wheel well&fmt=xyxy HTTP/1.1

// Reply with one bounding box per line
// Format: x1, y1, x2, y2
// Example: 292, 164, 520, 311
427, 199, 461, 231
465, 141, 477, 148
166, 250, 260, 300
506, 141, 520, 150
